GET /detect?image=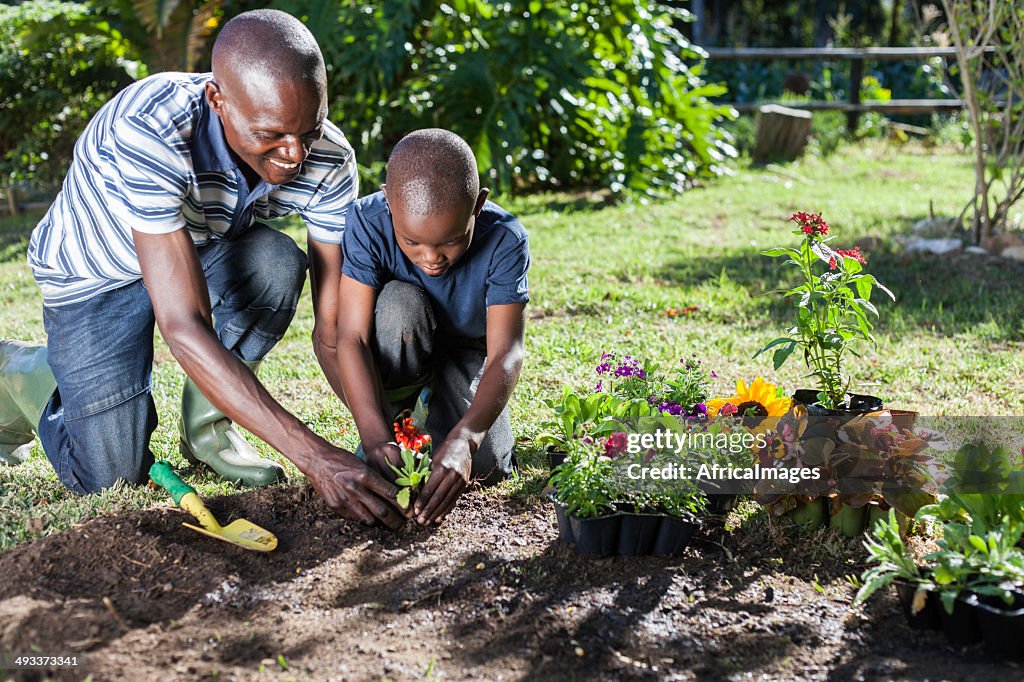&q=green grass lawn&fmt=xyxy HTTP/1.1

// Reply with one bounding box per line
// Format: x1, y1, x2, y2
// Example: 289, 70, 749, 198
2, 140, 1017, 551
